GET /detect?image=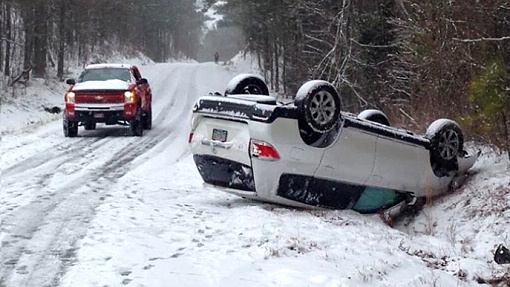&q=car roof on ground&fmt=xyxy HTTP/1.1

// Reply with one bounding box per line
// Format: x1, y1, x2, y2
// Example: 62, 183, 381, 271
85, 63, 134, 70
